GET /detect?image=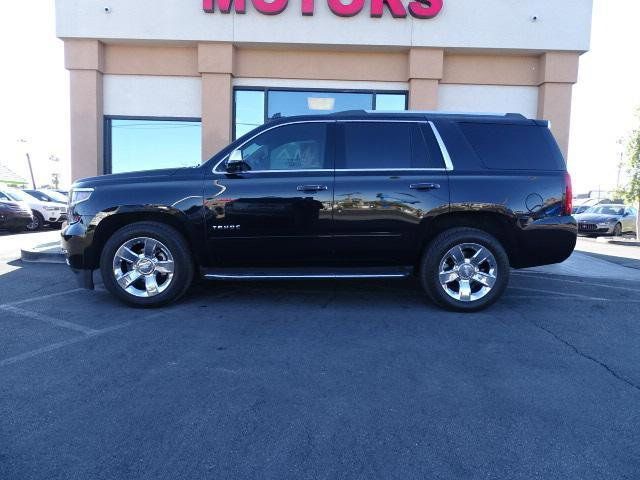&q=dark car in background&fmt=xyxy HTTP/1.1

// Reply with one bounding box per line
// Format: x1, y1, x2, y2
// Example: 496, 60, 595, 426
0, 191, 33, 233
62, 111, 576, 312
575, 204, 638, 237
